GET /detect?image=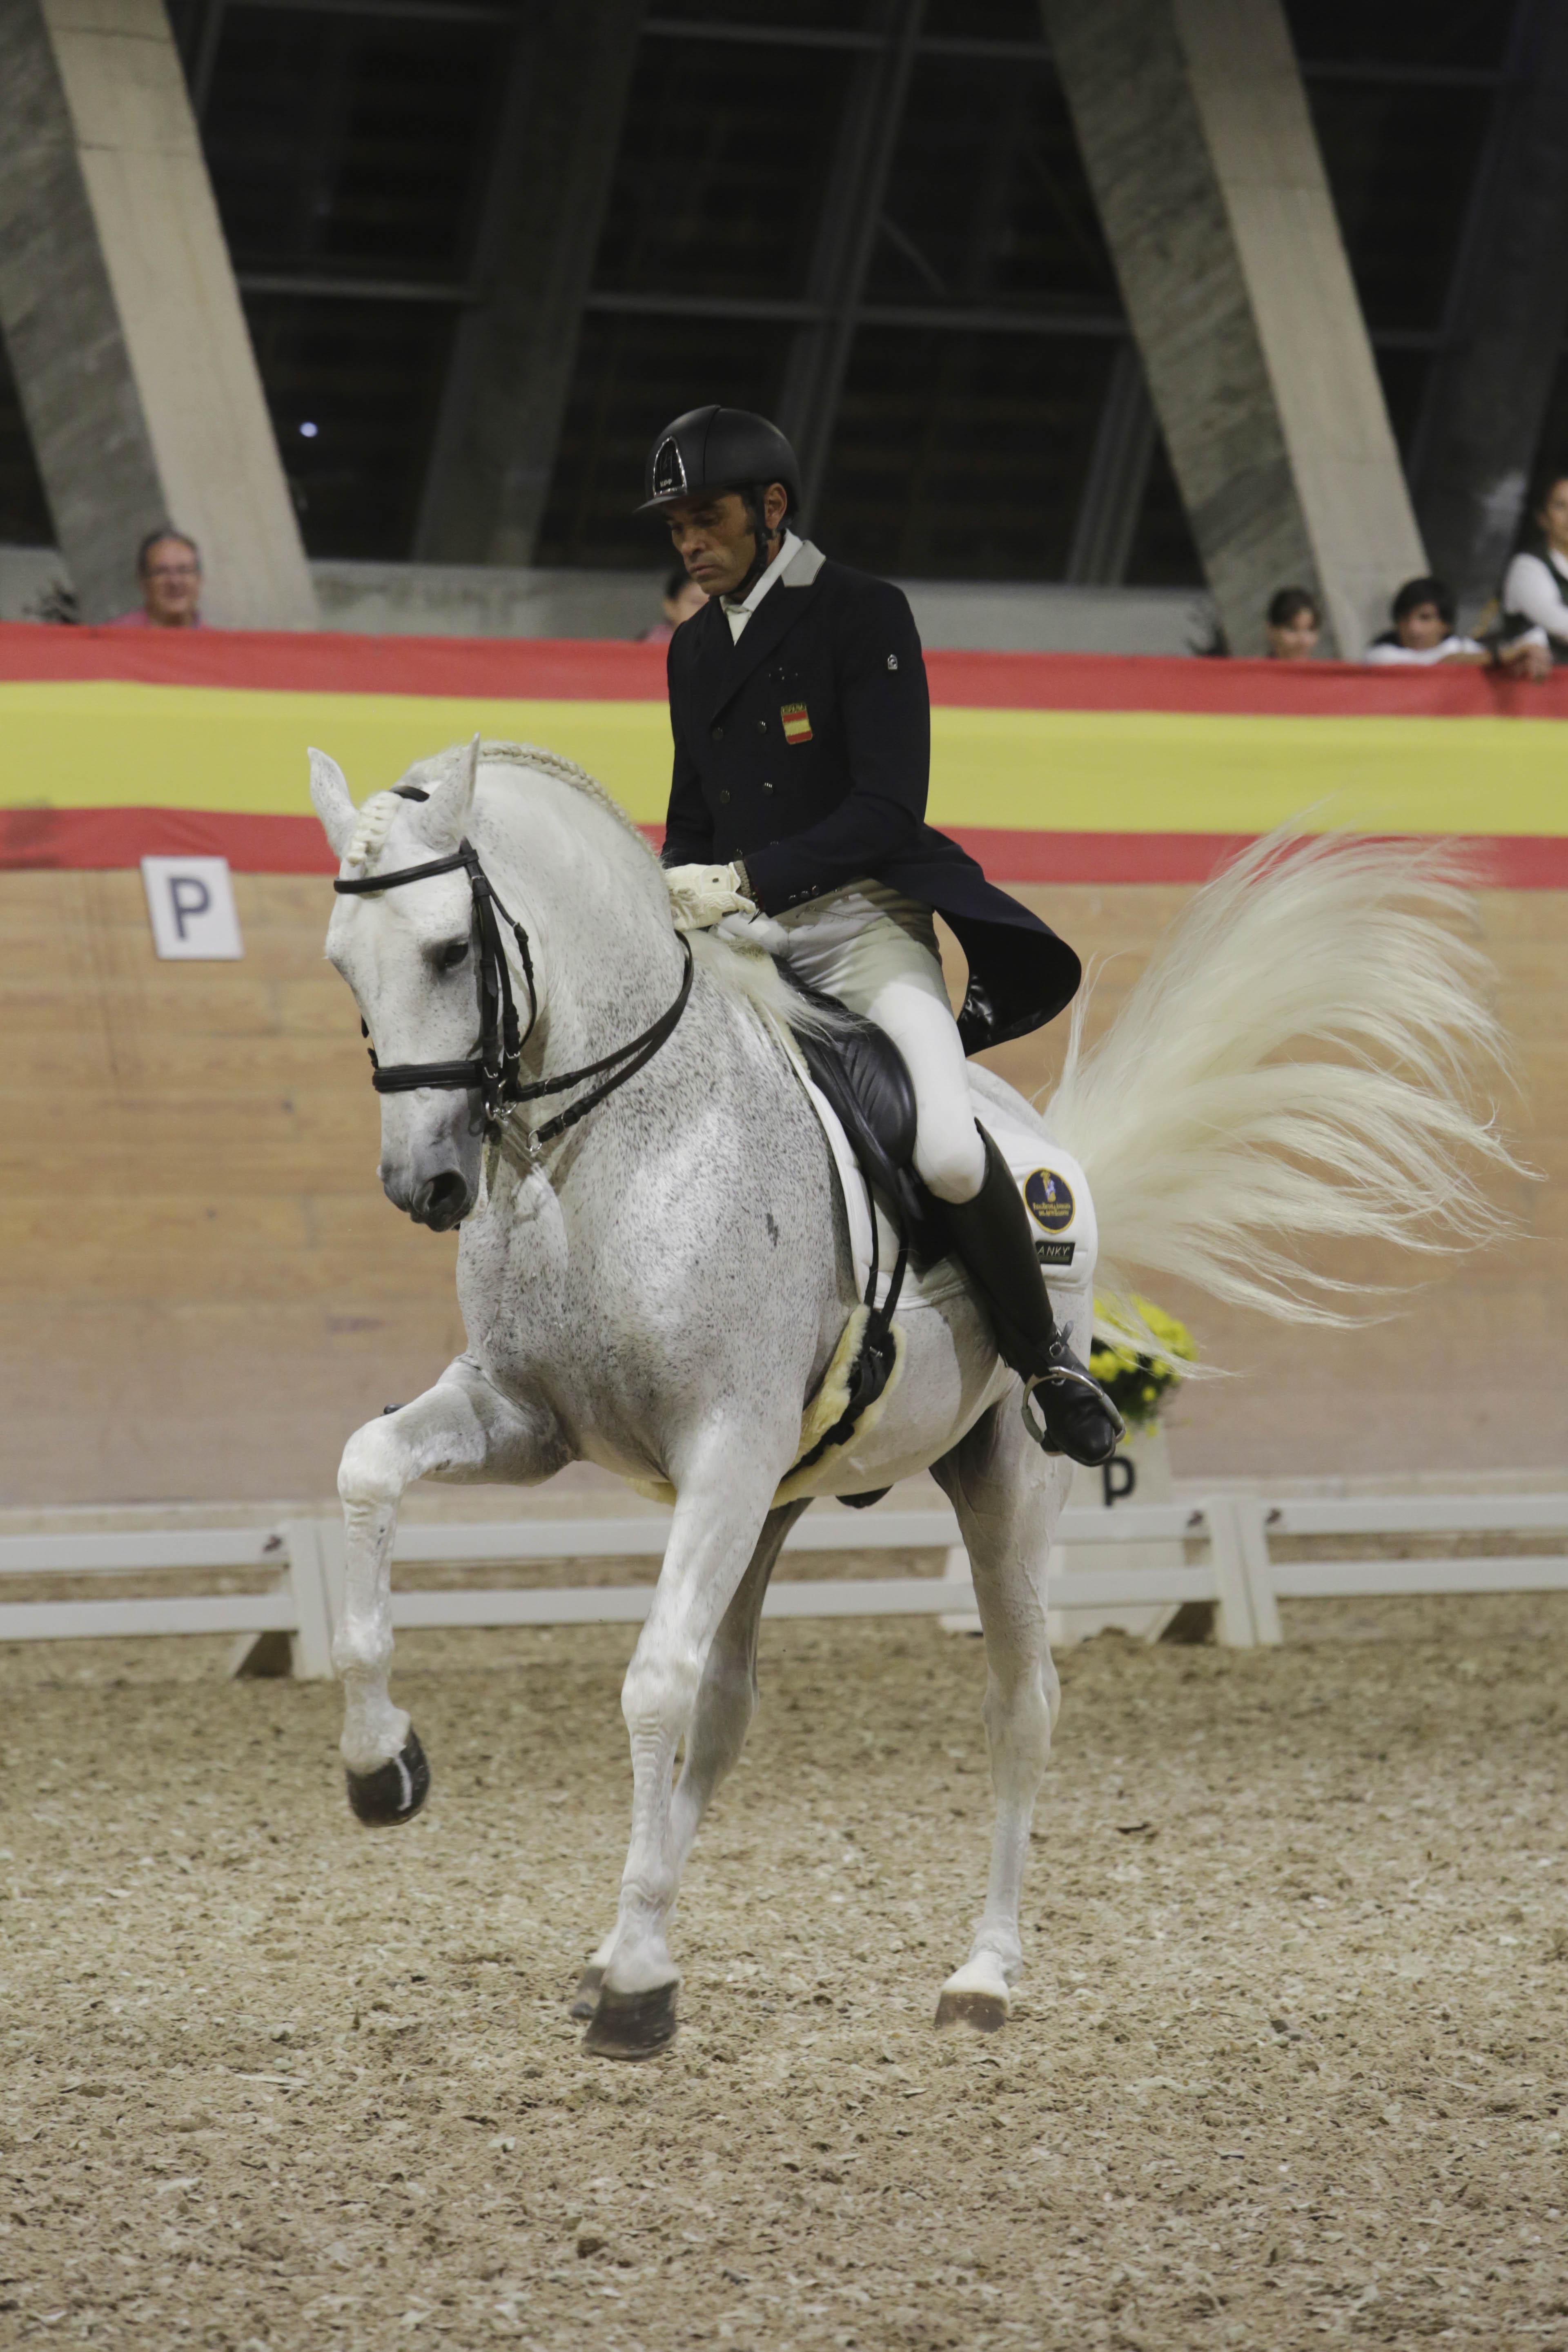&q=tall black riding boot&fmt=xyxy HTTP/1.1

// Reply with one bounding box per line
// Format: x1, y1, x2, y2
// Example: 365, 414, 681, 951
941, 1127, 1124, 1468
